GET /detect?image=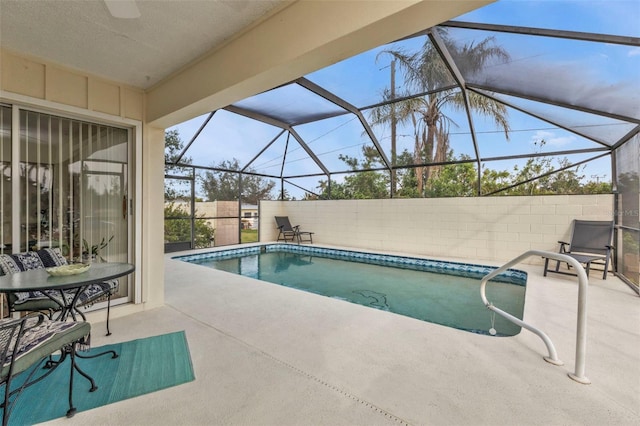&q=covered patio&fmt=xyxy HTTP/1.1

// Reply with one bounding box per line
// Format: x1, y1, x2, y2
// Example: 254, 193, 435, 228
1, 1, 638, 424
